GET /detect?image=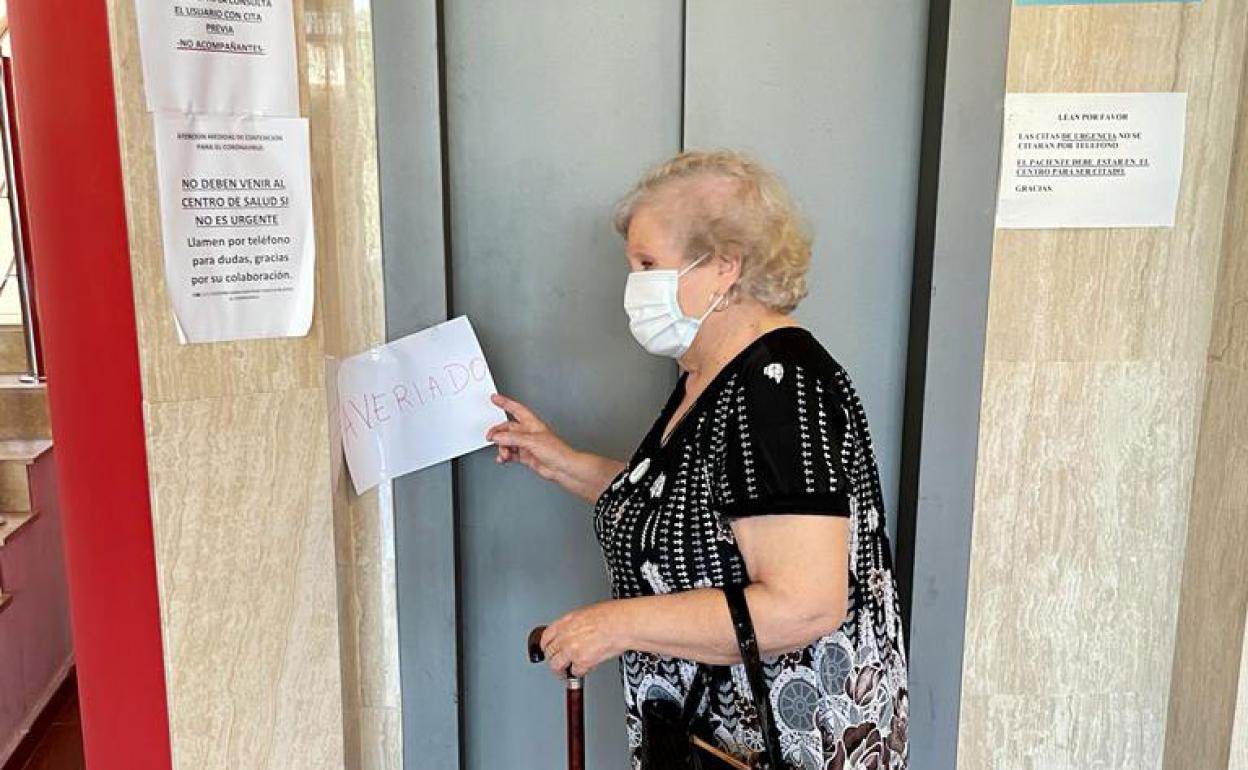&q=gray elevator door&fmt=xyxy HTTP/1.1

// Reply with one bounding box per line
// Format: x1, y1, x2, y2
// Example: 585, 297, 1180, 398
443, 4, 683, 770
684, 1, 930, 543
379, 3, 930, 768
